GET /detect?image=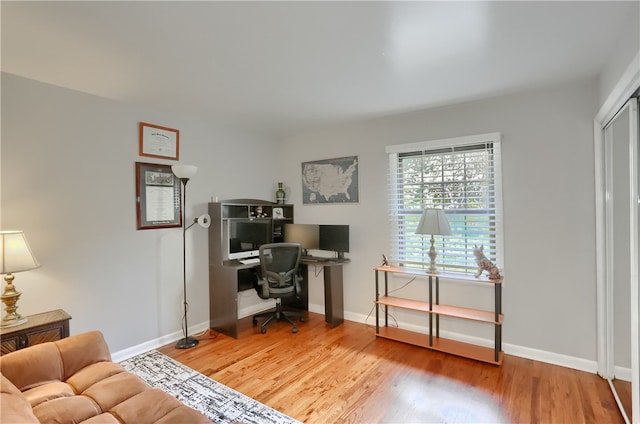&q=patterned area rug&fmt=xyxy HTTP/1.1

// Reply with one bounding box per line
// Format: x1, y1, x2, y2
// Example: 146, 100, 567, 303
120, 350, 300, 424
